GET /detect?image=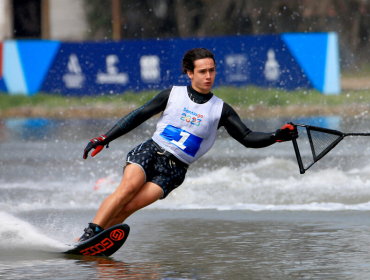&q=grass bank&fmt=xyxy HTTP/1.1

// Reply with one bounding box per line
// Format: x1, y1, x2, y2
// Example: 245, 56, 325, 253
1, 86, 370, 119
